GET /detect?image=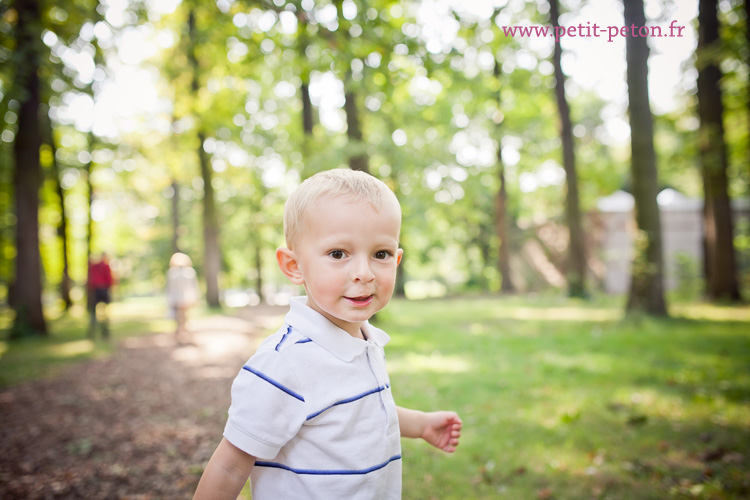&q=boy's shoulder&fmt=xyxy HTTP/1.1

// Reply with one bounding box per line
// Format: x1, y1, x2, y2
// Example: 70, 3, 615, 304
256, 324, 315, 356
